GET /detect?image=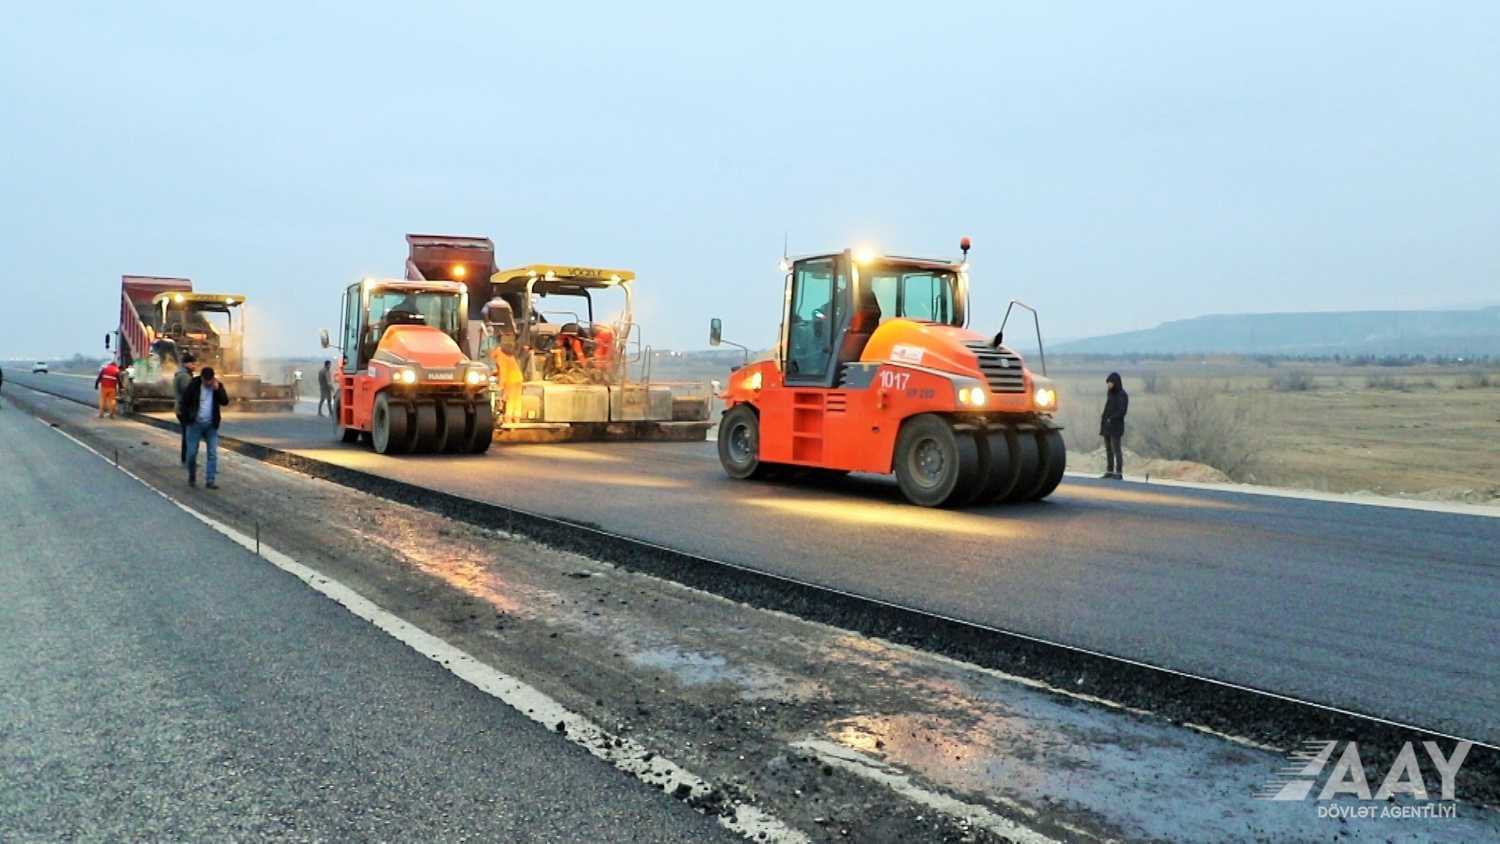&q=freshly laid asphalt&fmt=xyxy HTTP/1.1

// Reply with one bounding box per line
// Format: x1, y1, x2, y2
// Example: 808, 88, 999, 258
0, 394, 735, 841
11, 370, 1499, 744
